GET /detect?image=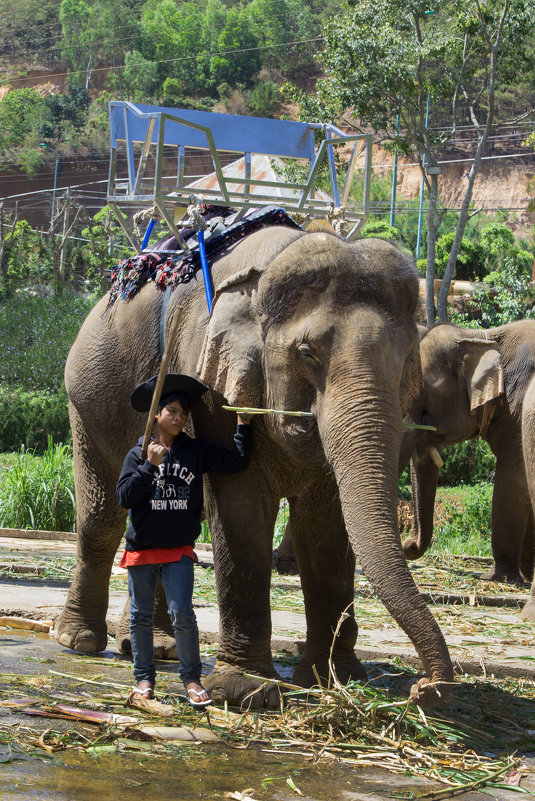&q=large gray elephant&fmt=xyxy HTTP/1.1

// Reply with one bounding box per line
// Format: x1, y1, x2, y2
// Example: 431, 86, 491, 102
400, 320, 535, 620
53, 227, 453, 707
